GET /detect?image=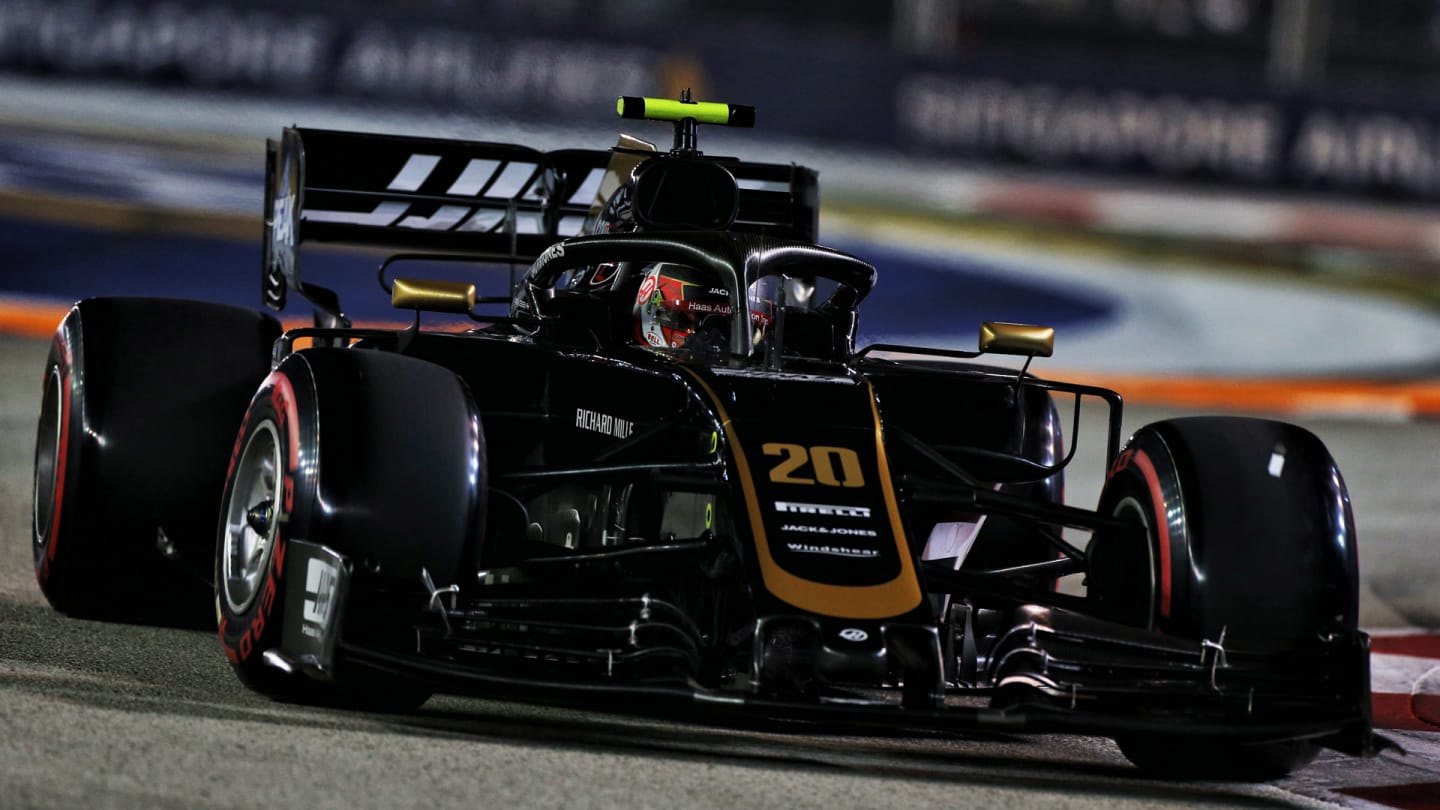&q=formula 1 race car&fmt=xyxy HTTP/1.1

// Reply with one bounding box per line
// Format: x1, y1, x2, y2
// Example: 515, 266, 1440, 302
31, 95, 1373, 780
